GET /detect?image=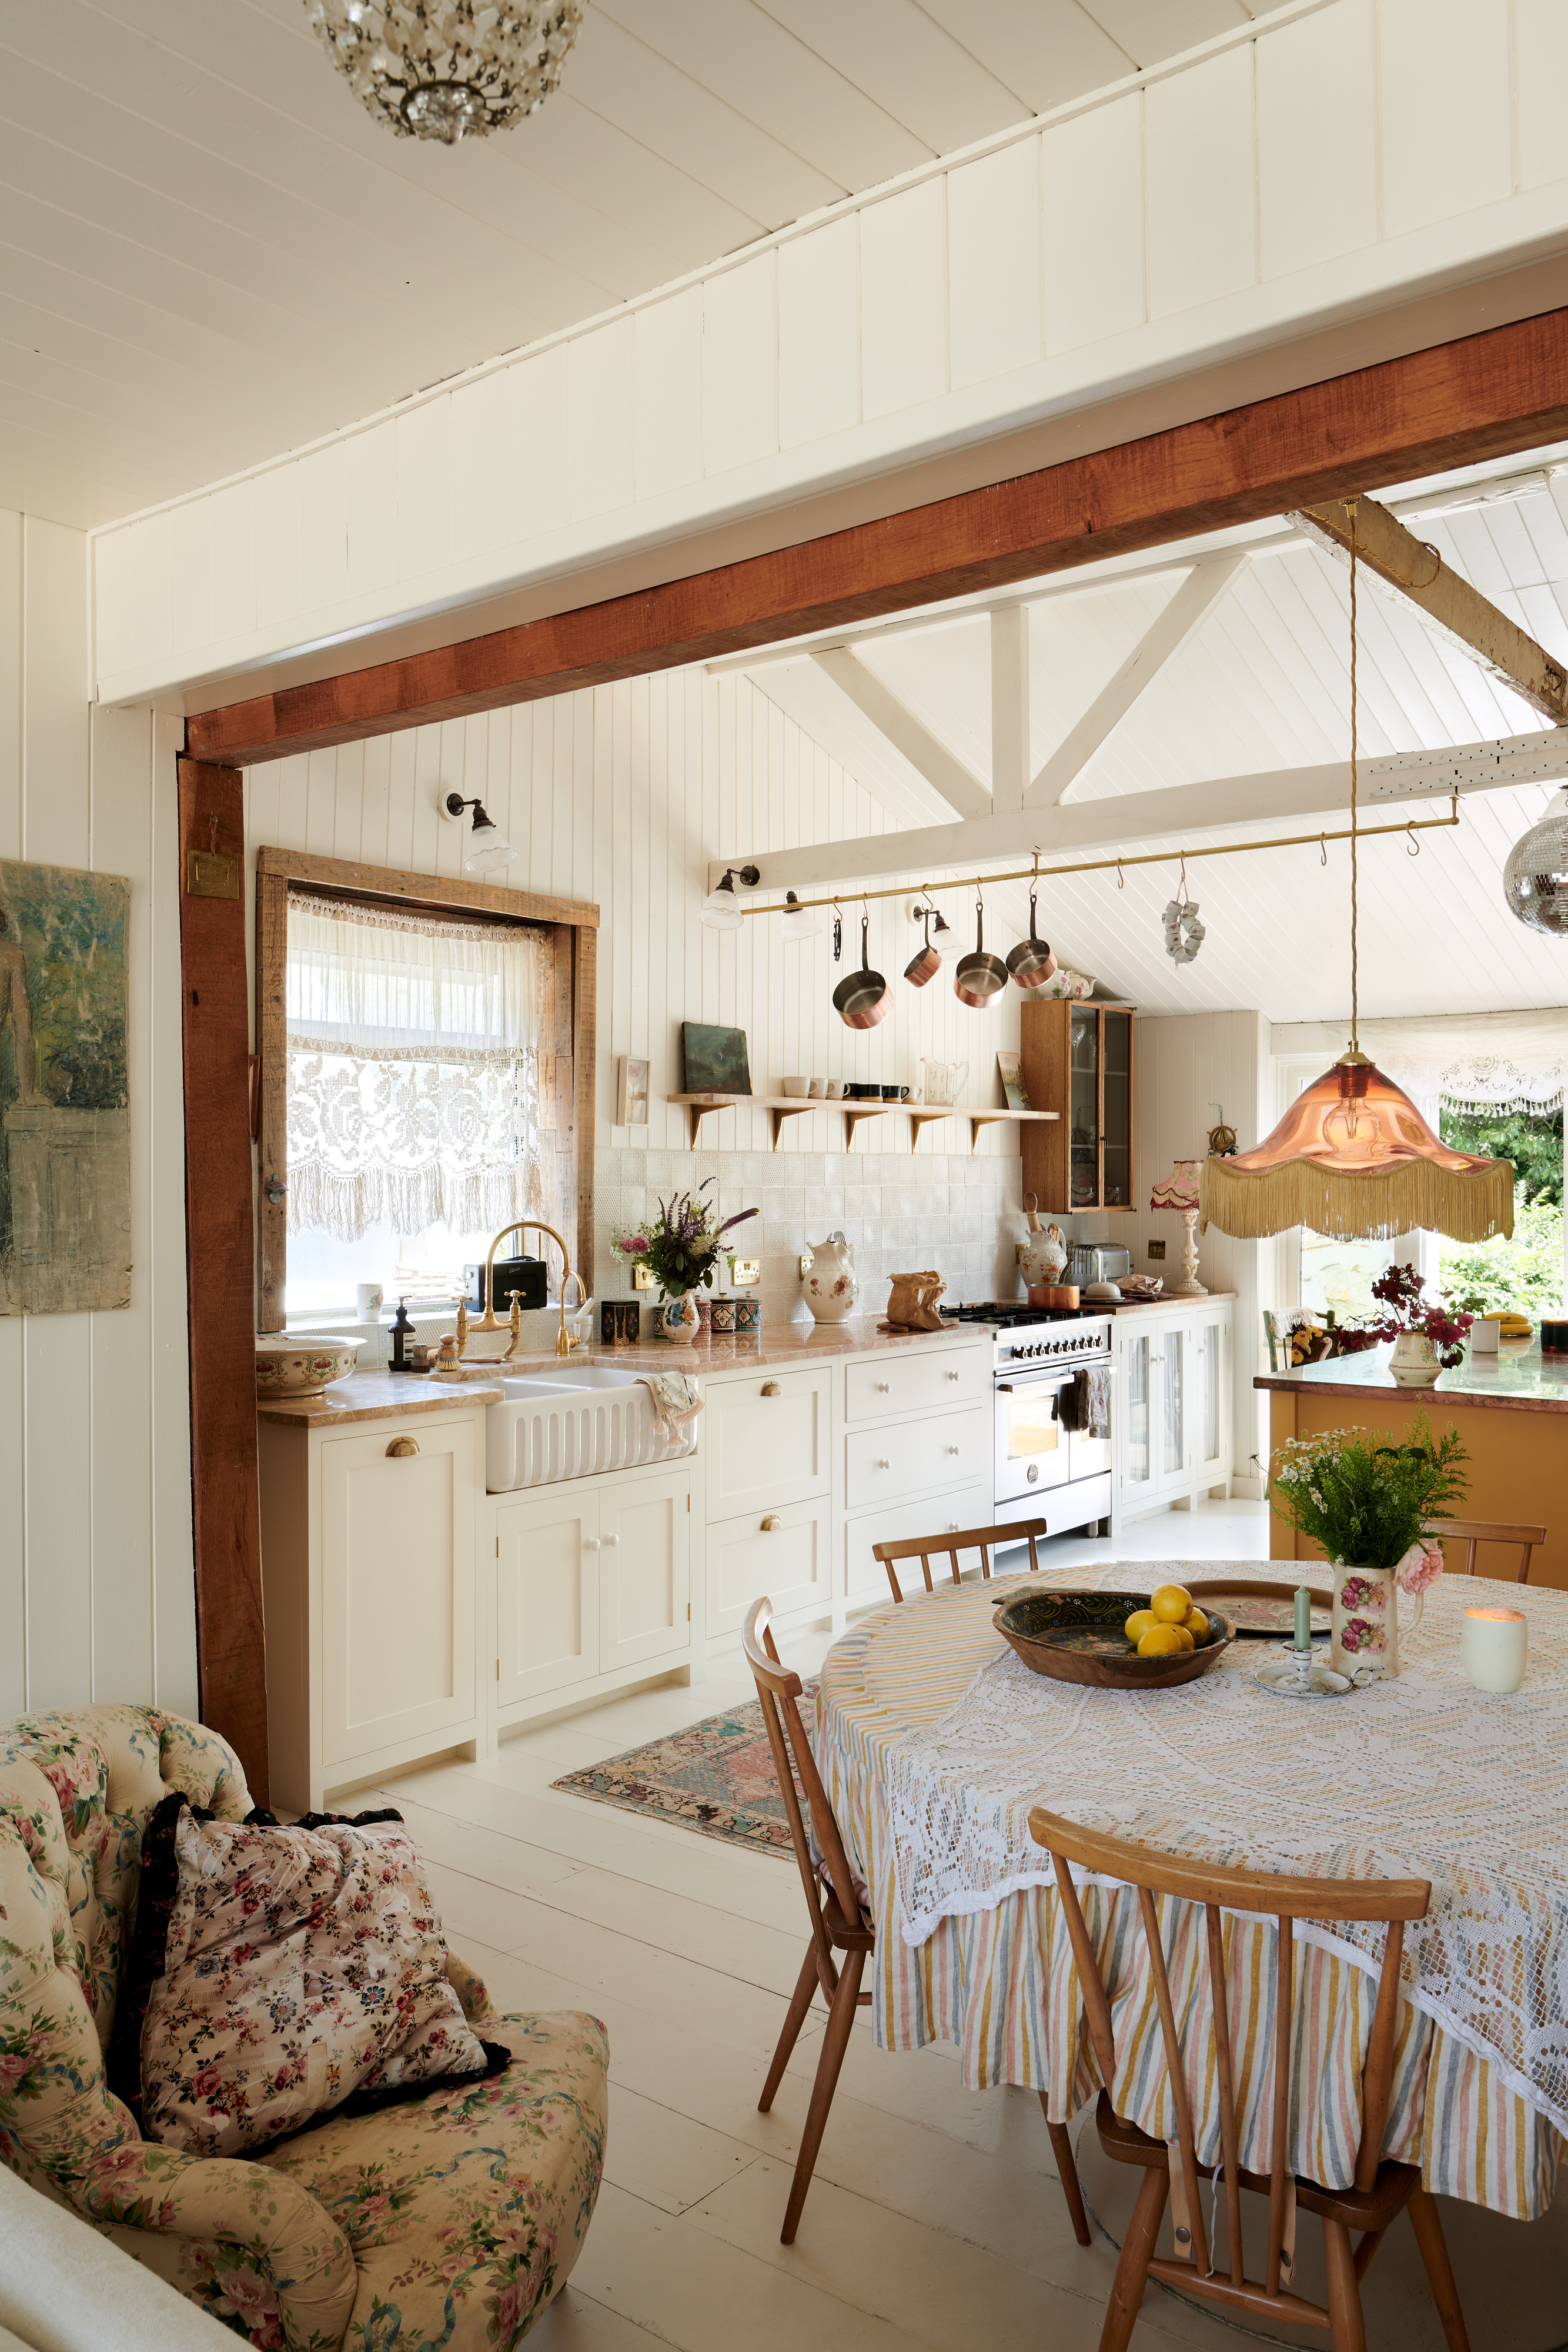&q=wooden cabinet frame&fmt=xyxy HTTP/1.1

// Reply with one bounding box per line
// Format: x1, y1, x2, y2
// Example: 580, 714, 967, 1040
254, 846, 599, 1332
1019, 998, 1136, 1215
